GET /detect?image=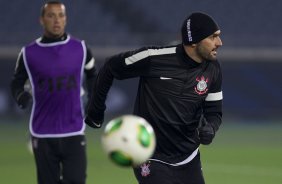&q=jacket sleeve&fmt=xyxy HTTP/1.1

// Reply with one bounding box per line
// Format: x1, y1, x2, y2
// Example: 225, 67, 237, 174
10, 50, 30, 106
84, 47, 97, 100
86, 47, 152, 124
203, 61, 223, 132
